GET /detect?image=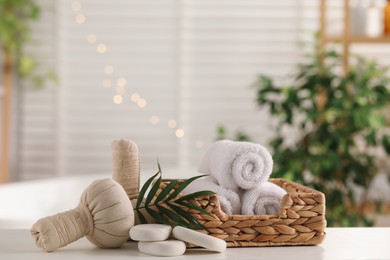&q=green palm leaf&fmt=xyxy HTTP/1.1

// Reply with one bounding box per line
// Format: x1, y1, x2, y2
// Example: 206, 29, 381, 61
136, 209, 147, 224
136, 171, 160, 209
134, 162, 215, 230
154, 179, 179, 203
165, 174, 208, 201
175, 190, 215, 203
167, 203, 206, 231
145, 207, 170, 225
157, 160, 162, 174
156, 205, 193, 228
175, 200, 214, 217
144, 174, 161, 206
